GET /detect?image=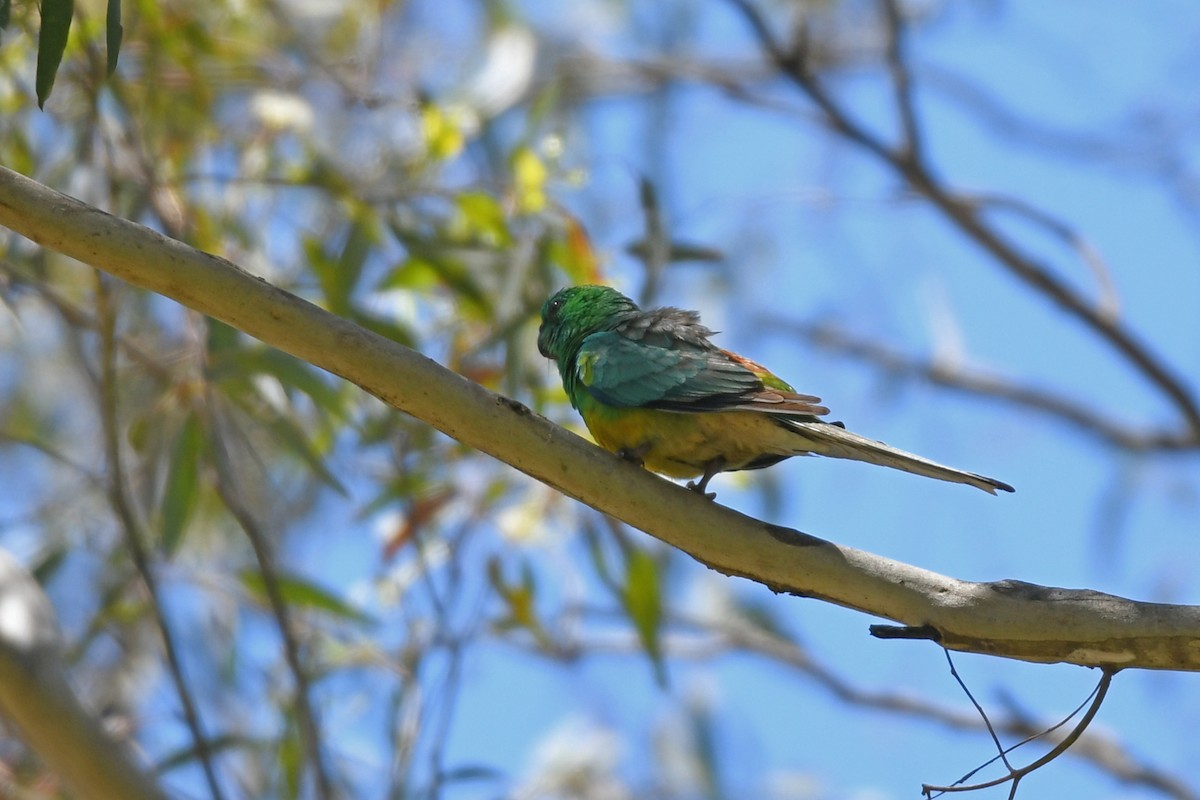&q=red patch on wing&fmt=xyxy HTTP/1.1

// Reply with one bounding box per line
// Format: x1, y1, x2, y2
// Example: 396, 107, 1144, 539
720, 349, 829, 416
